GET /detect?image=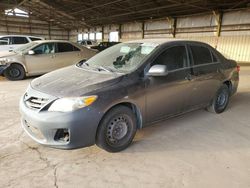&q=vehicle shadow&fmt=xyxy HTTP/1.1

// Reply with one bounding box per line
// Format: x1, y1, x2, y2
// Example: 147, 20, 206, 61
125, 91, 250, 153
0, 75, 38, 82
